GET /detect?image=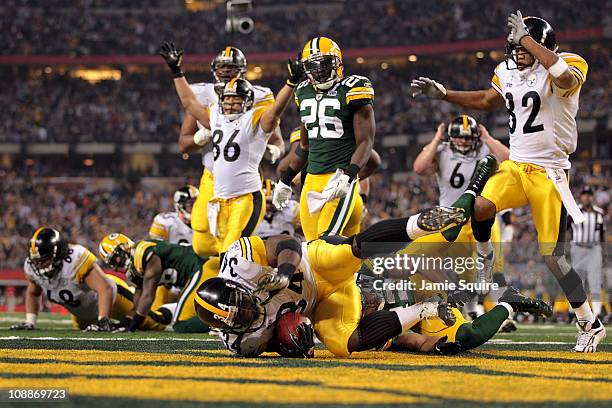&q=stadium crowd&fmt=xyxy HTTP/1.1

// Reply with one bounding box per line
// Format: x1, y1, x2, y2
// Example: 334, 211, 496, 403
1, 0, 607, 55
